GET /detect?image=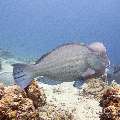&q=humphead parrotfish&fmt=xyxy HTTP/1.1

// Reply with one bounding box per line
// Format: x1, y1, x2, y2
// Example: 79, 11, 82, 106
12, 42, 110, 89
